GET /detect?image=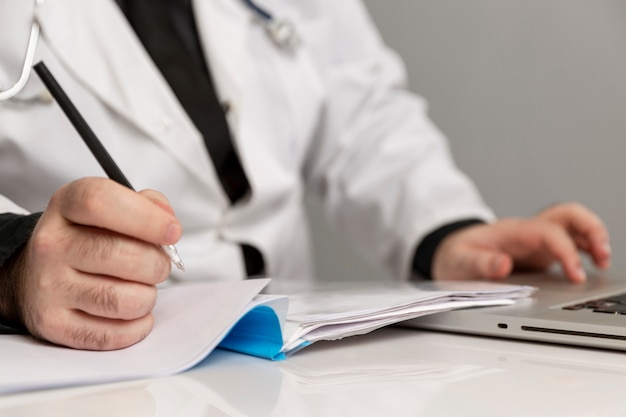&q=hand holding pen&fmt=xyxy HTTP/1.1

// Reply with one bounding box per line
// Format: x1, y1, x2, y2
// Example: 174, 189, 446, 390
0, 62, 184, 350
34, 62, 185, 272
